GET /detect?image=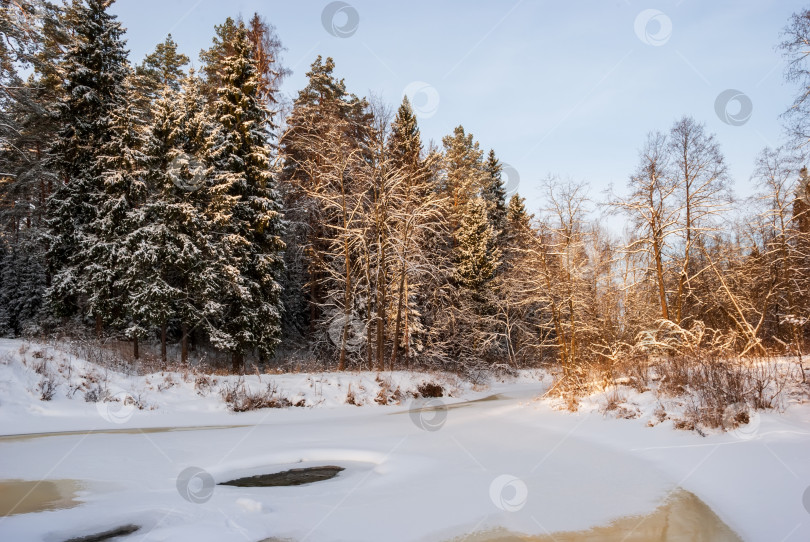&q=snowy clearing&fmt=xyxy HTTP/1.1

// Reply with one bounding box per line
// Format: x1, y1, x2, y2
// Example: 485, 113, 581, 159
0, 338, 808, 541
